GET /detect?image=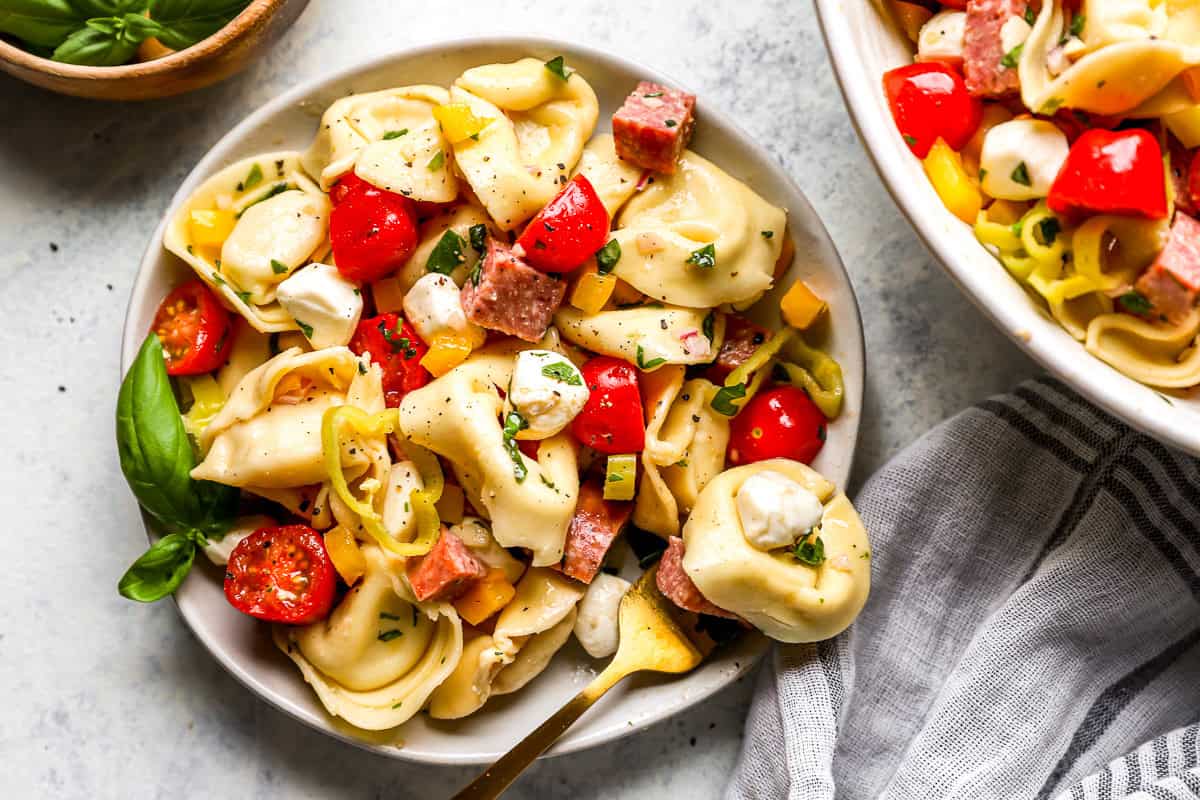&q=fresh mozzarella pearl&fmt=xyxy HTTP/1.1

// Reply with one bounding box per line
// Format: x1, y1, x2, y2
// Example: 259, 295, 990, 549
275, 263, 363, 348
735, 470, 825, 551
506, 349, 590, 440
202, 514, 277, 566
402, 272, 472, 342
917, 11, 966, 63
999, 16, 1032, 55
980, 119, 1069, 201
573, 573, 631, 658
